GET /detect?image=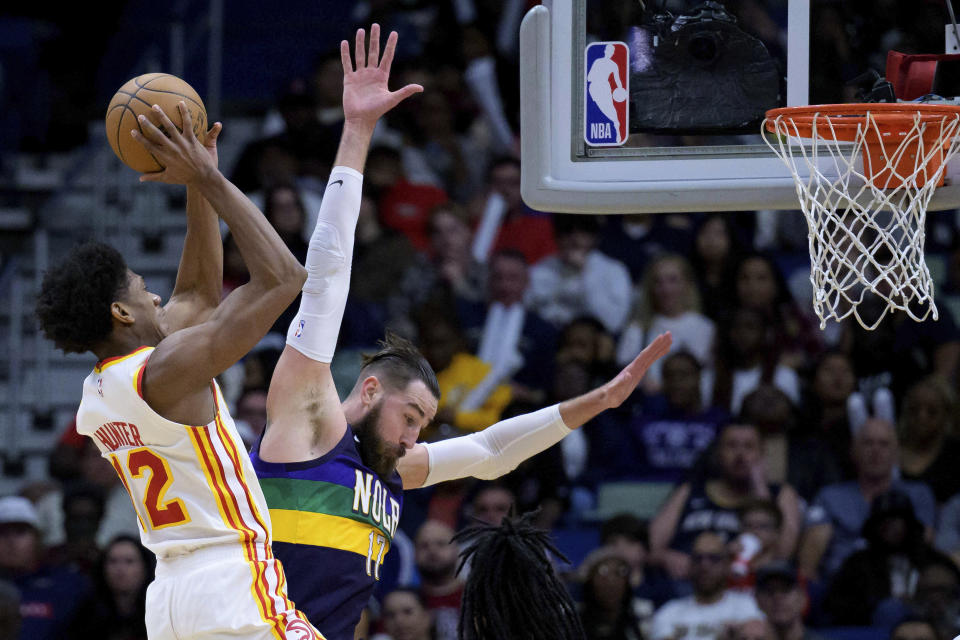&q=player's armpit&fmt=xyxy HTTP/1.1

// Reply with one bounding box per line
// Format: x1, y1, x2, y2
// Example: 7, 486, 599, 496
260, 346, 348, 462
